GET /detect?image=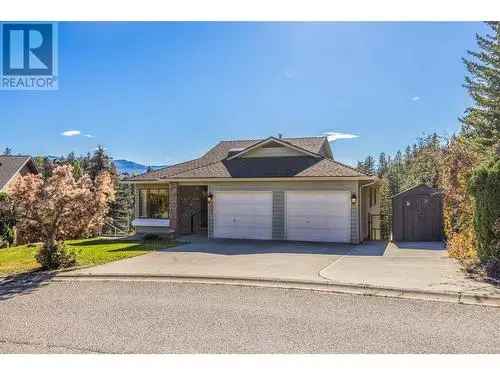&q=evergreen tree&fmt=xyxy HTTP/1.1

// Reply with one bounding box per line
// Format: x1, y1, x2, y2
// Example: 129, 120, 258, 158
87, 146, 116, 182
80, 152, 91, 174
377, 152, 388, 177
404, 146, 412, 164
461, 22, 500, 149
358, 155, 376, 175
34, 156, 55, 179
107, 182, 134, 234
412, 143, 418, 158
66, 151, 76, 163
61, 152, 83, 180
